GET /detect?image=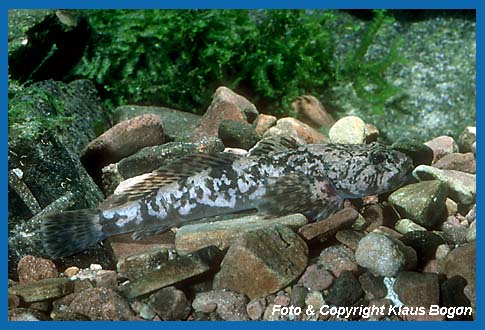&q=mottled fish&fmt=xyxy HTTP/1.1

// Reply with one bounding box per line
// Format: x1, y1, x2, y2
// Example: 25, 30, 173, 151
41, 138, 413, 257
